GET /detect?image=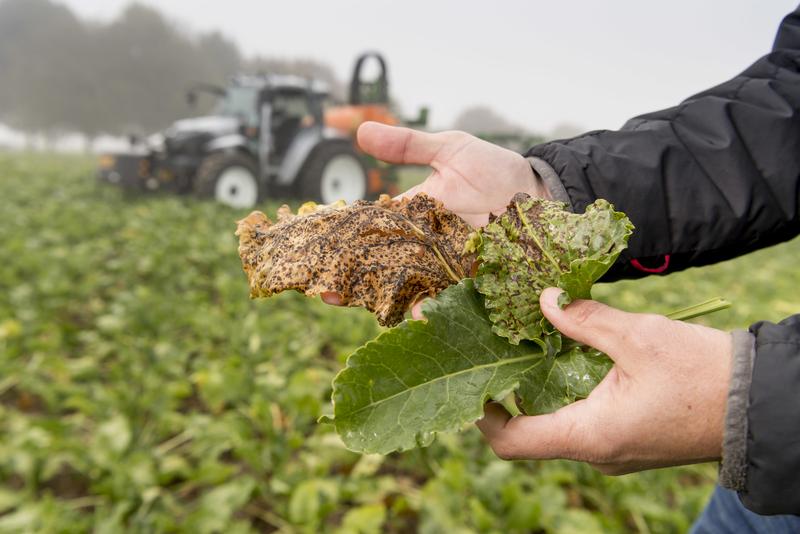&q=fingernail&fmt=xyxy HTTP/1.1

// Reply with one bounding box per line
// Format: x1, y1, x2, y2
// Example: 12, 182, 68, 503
321, 292, 342, 305
540, 287, 564, 309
